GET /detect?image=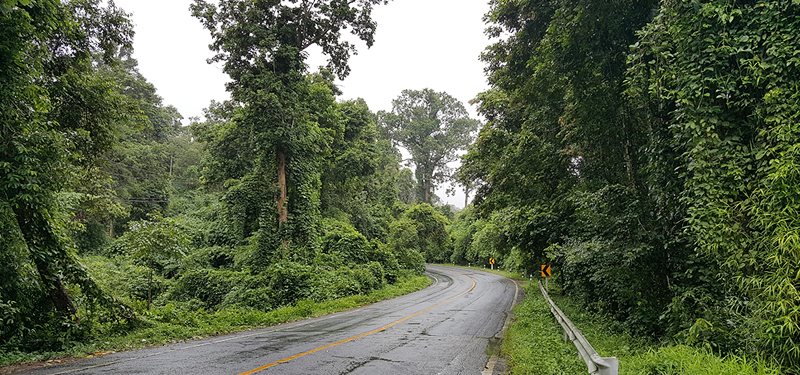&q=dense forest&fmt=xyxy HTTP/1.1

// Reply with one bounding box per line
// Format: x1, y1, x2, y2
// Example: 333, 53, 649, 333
2, 0, 800, 372
448, 0, 800, 372
0, 0, 469, 362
